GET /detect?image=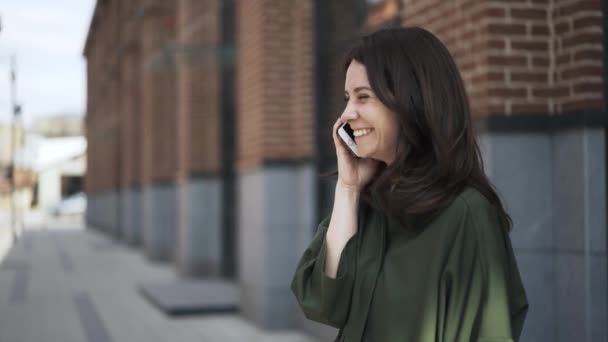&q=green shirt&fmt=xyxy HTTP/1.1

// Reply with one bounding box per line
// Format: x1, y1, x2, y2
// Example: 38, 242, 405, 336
291, 187, 528, 341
